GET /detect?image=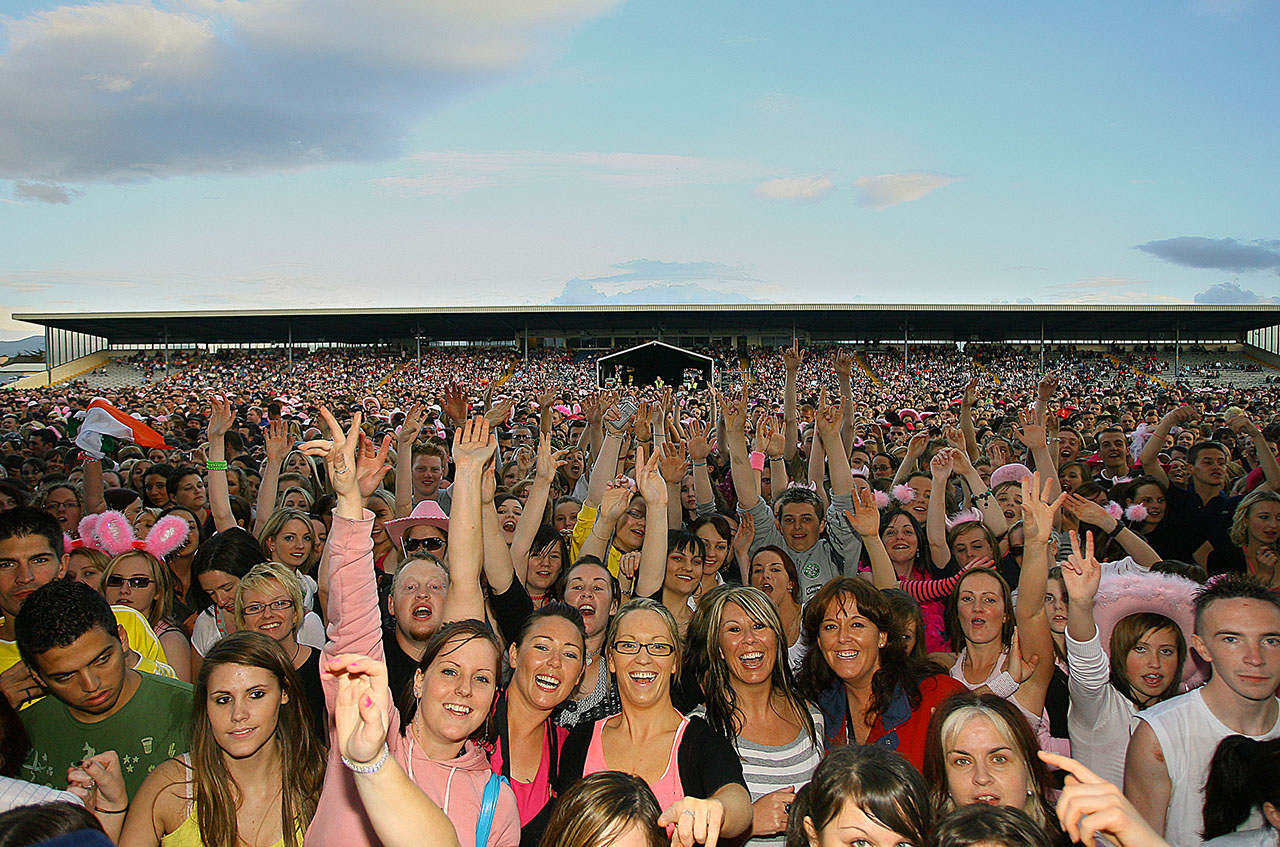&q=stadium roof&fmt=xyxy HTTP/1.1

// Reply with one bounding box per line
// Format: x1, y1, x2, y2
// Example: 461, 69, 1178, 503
14, 303, 1279, 346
